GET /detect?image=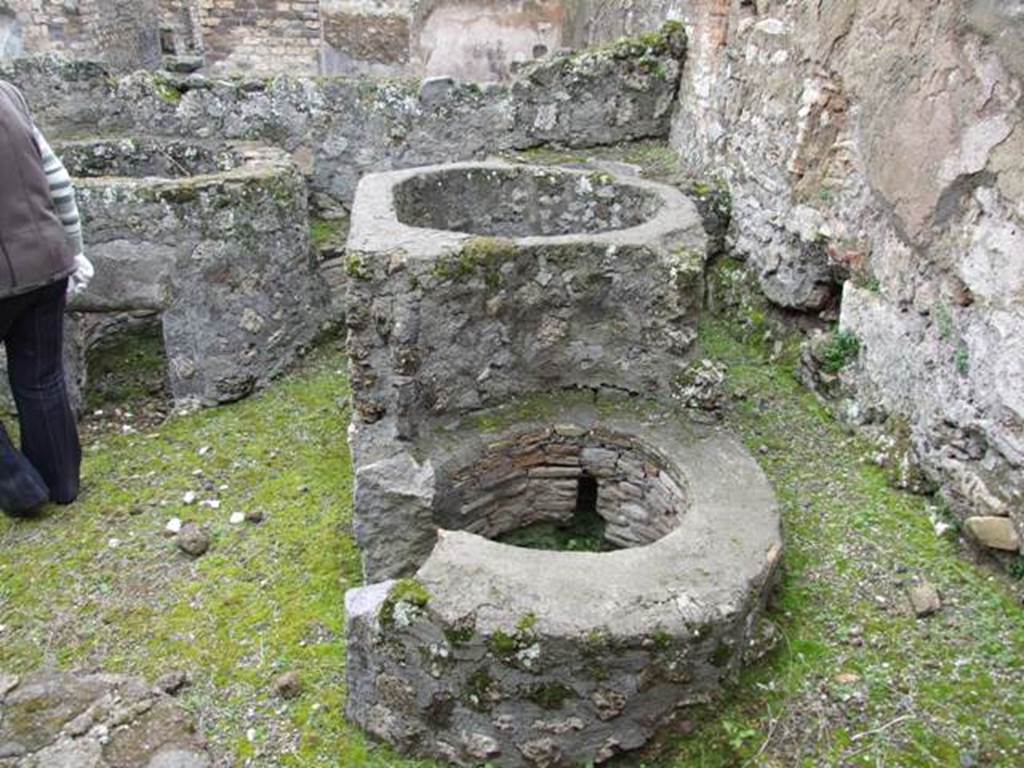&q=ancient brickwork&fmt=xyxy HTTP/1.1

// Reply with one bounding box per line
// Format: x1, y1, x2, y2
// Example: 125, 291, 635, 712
2, 0, 161, 68
160, 0, 203, 55
195, 0, 321, 74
